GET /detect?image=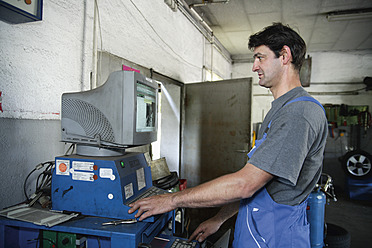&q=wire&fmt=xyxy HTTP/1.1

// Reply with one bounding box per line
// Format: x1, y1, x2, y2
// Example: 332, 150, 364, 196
94, 0, 103, 82
24, 168, 37, 201
35, 162, 54, 196
28, 235, 58, 248
65, 143, 76, 155
94, 0, 103, 51
97, 237, 101, 248
24, 161, 55, 202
